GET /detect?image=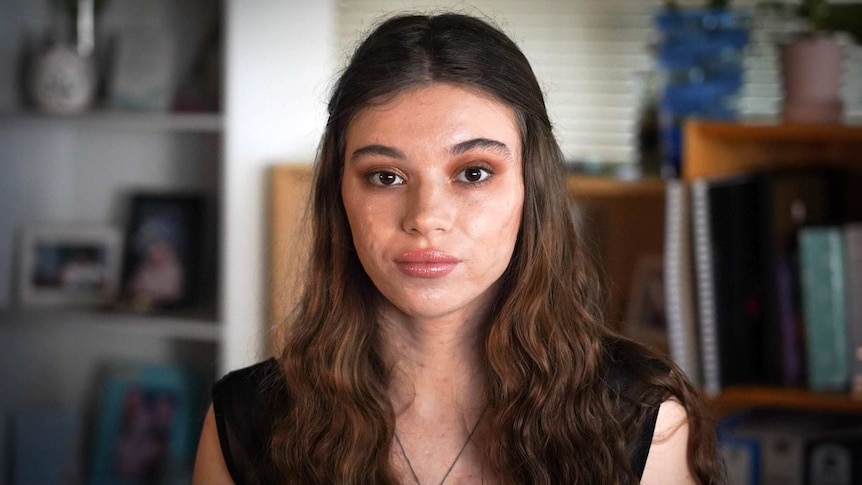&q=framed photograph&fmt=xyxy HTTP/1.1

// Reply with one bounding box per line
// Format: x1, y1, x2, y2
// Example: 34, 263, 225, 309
624, 254, 669, 355
17, 225, 123, 306
121, 193, 205, 311
89, 362, 202, 484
